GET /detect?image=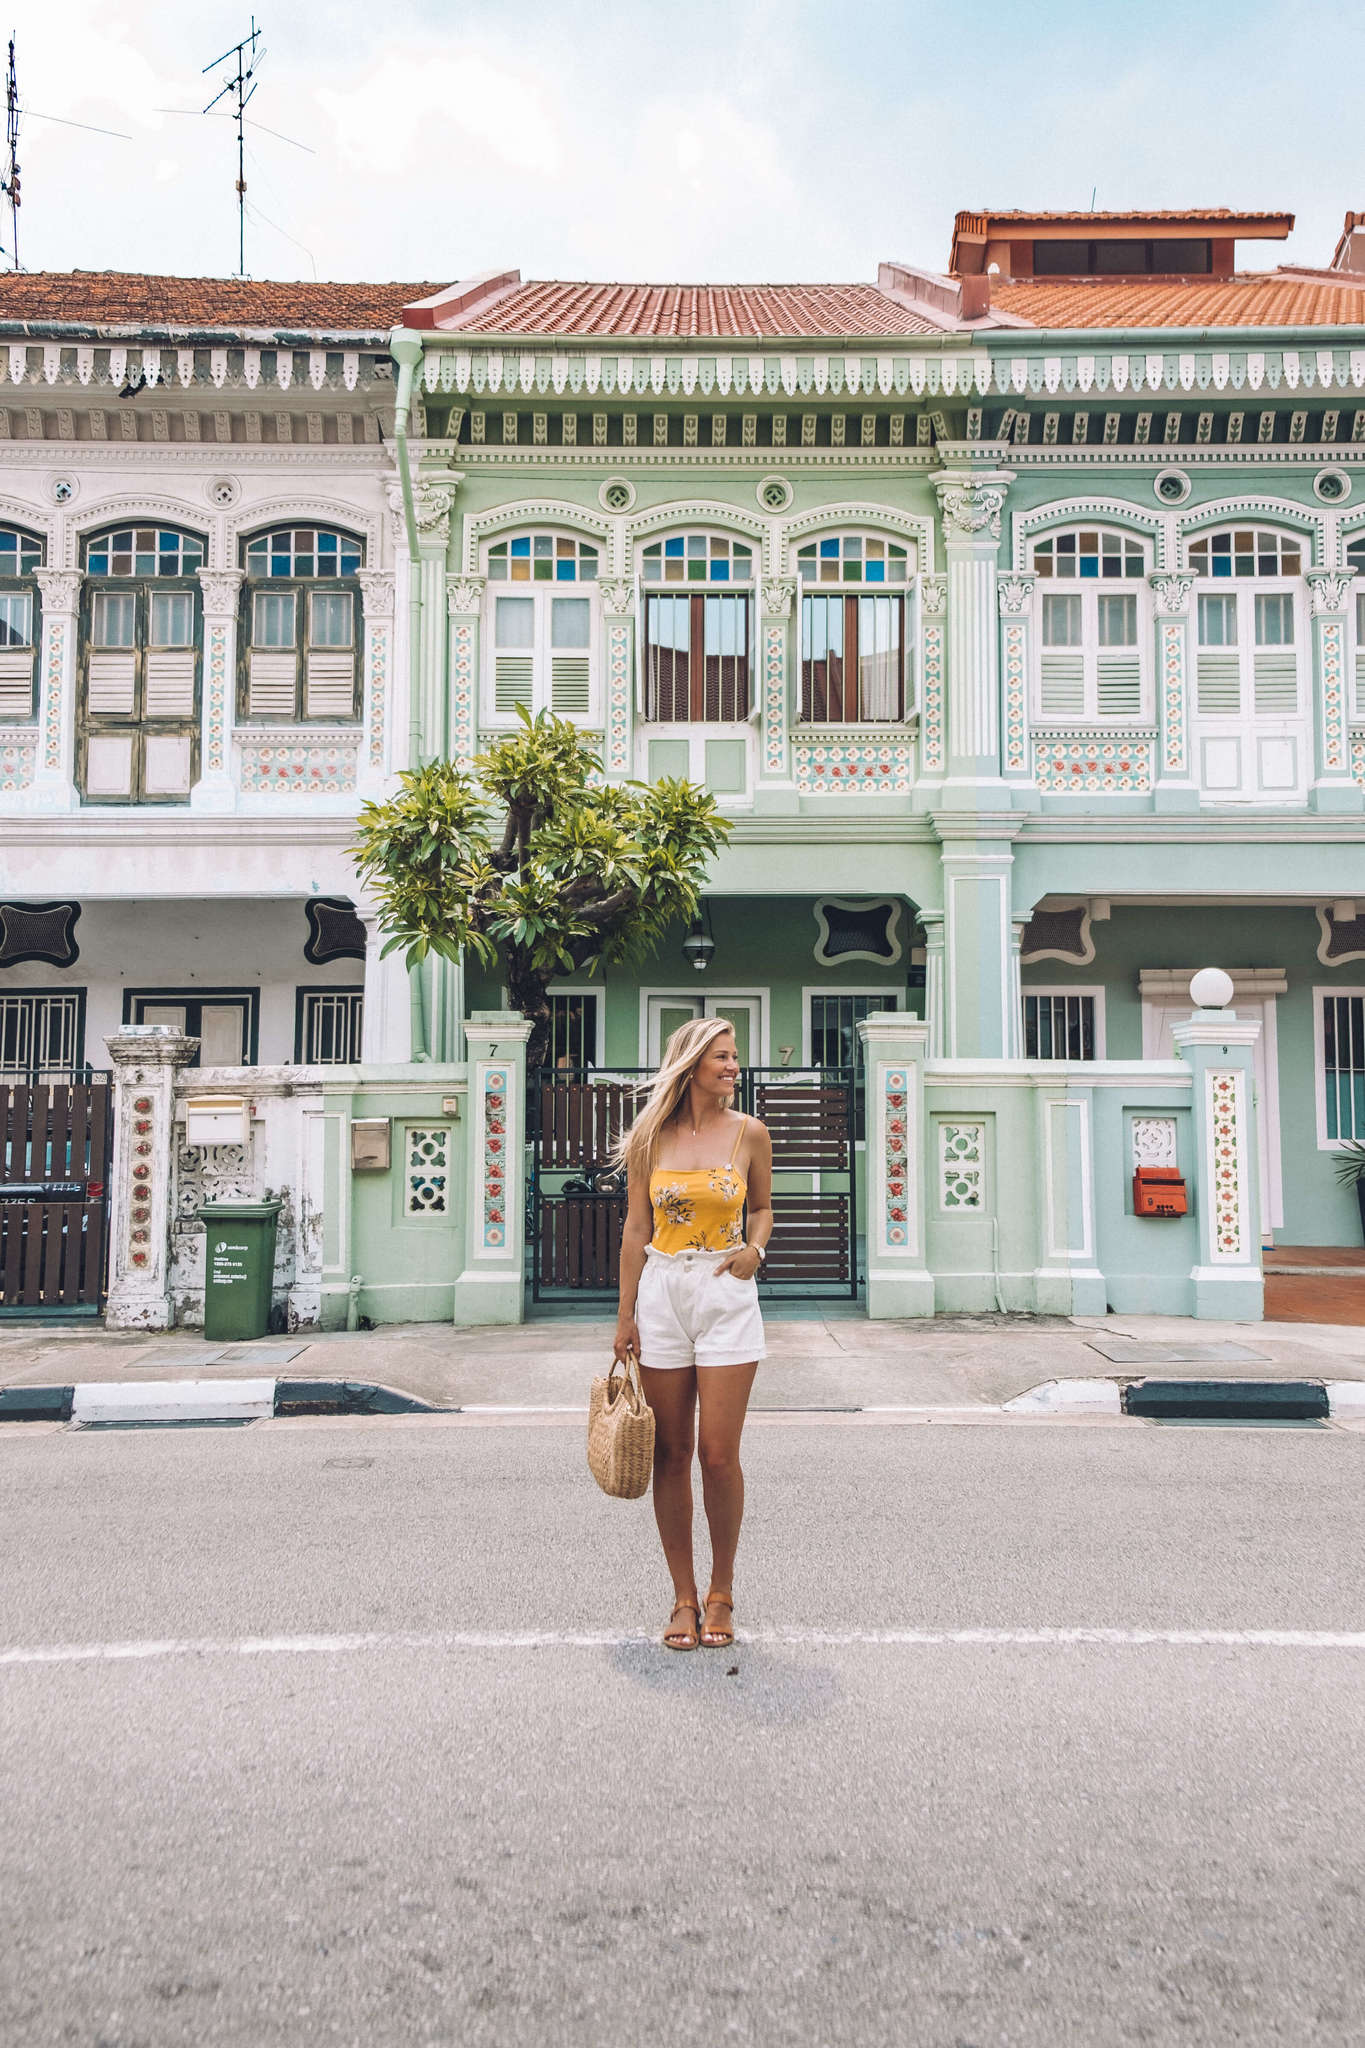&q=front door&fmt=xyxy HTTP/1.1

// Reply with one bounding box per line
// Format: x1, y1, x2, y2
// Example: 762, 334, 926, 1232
645, 994, 763, 1066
